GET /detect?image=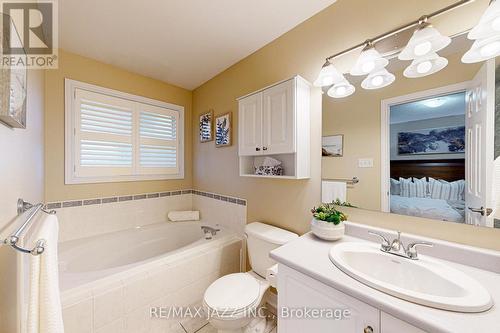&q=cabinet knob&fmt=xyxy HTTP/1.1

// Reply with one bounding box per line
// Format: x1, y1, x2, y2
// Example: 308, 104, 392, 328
364, 326, 373, 333
255, 147, 261, 151
263, 147, 268, 151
